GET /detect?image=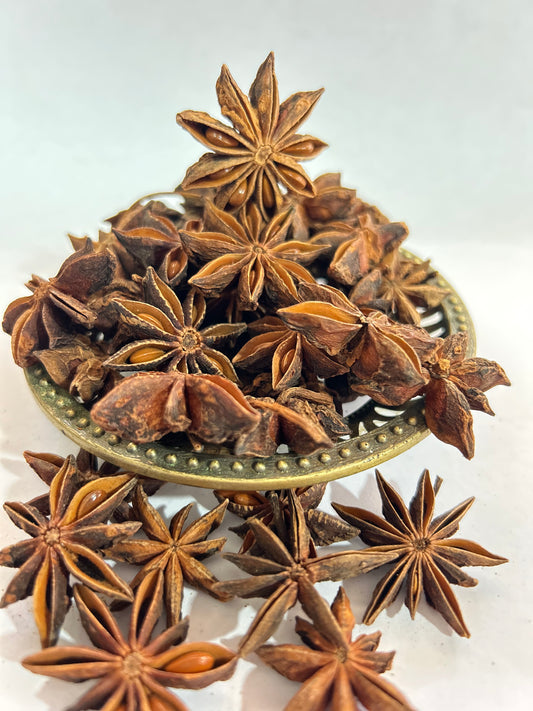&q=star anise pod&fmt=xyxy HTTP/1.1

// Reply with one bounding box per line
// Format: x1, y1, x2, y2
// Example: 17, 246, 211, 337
176, 52, 327, 217
213, 491, 397, 655
257, 586, 414, 711
105, 488, 231, 626
91, 371, 260, 444
420, 332, 510, 458
278, 282, 435, 406
180, 201, 324, 309
105, 267, 245, 380
2, 243, 115, 367
233, 316, 348, 391
22, 569, 238, 711
350, 249, 450, 325
214, 485, 357, 555
332, 470, 508, 637
311, 214, 408, 286
277, 387, 351, 440
0, 456, 140, 647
